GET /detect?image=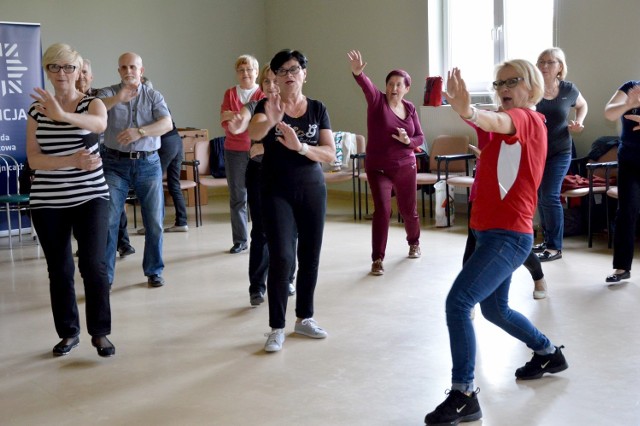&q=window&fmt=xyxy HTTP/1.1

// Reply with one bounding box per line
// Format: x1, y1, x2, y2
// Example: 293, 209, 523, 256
430, 0, 555, 96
